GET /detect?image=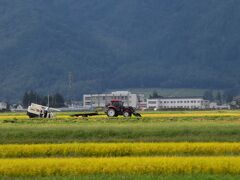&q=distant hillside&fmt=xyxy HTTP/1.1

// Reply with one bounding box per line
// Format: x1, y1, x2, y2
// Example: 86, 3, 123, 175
1, 0, 240, 102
